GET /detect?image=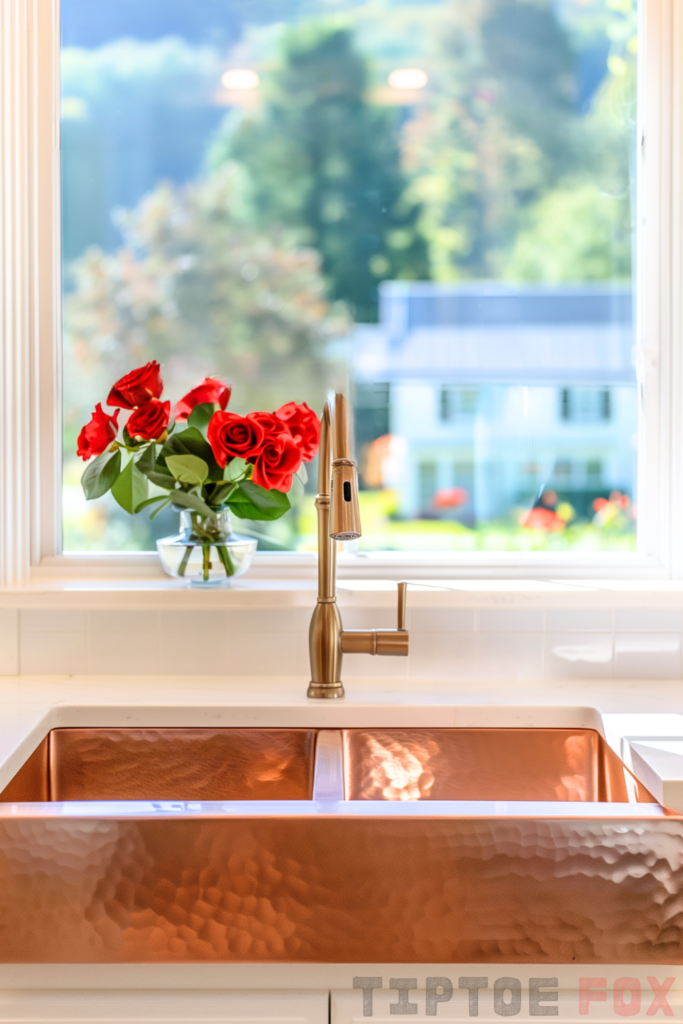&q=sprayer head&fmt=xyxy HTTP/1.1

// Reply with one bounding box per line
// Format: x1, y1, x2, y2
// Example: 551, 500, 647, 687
330, 458, 362, 540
